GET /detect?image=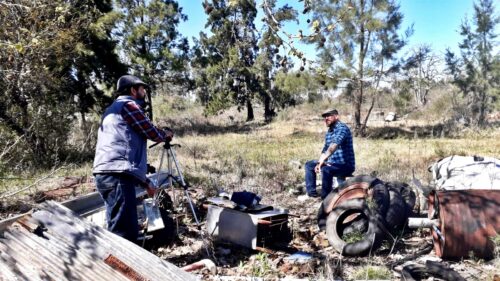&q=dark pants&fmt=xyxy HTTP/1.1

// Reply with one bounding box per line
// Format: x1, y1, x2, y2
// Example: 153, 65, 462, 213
94, 173, 139, 242
305, 160, 354, 199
